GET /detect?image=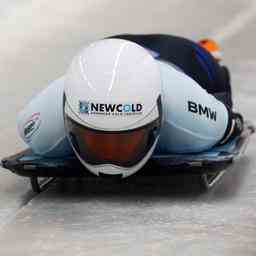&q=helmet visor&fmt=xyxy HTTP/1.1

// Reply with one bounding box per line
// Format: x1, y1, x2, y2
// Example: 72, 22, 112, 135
65, 116, 160, 168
